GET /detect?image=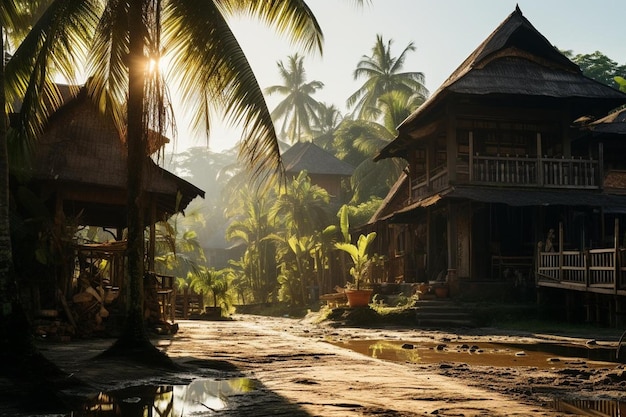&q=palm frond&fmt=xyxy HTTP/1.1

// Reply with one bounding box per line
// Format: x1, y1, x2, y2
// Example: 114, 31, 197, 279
6, 0, 99, 155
